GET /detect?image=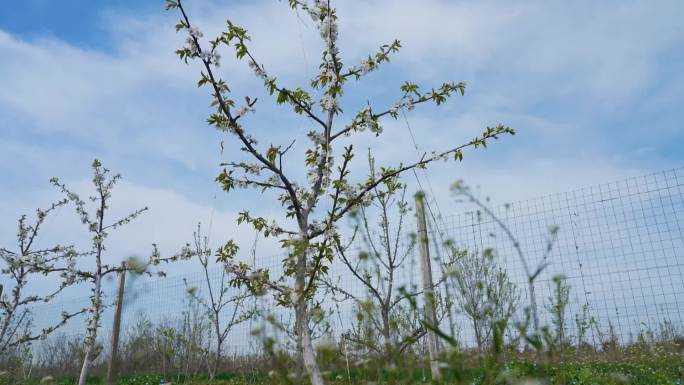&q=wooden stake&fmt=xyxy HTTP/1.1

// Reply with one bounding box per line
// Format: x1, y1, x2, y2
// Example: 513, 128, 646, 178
415, 191, 441, 381
106, 262, 126, 385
